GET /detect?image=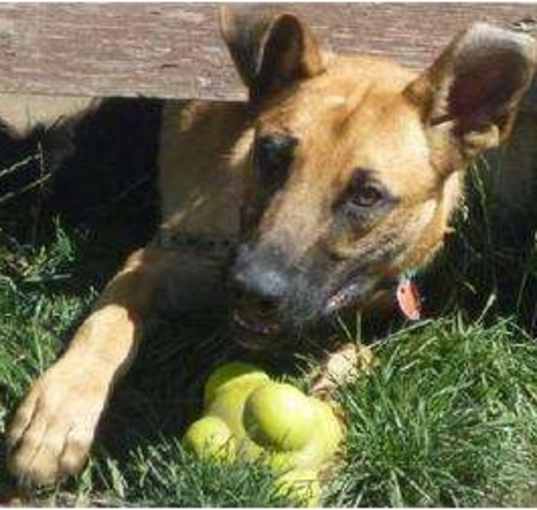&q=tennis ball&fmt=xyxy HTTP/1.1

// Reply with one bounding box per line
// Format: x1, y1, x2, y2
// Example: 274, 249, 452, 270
275, 469, 321, 507
243, 383, 315, 451
311, 399, 345, 454
204, 362, 269, 406
182, 415, 235, 461
206, 386, 265, 461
